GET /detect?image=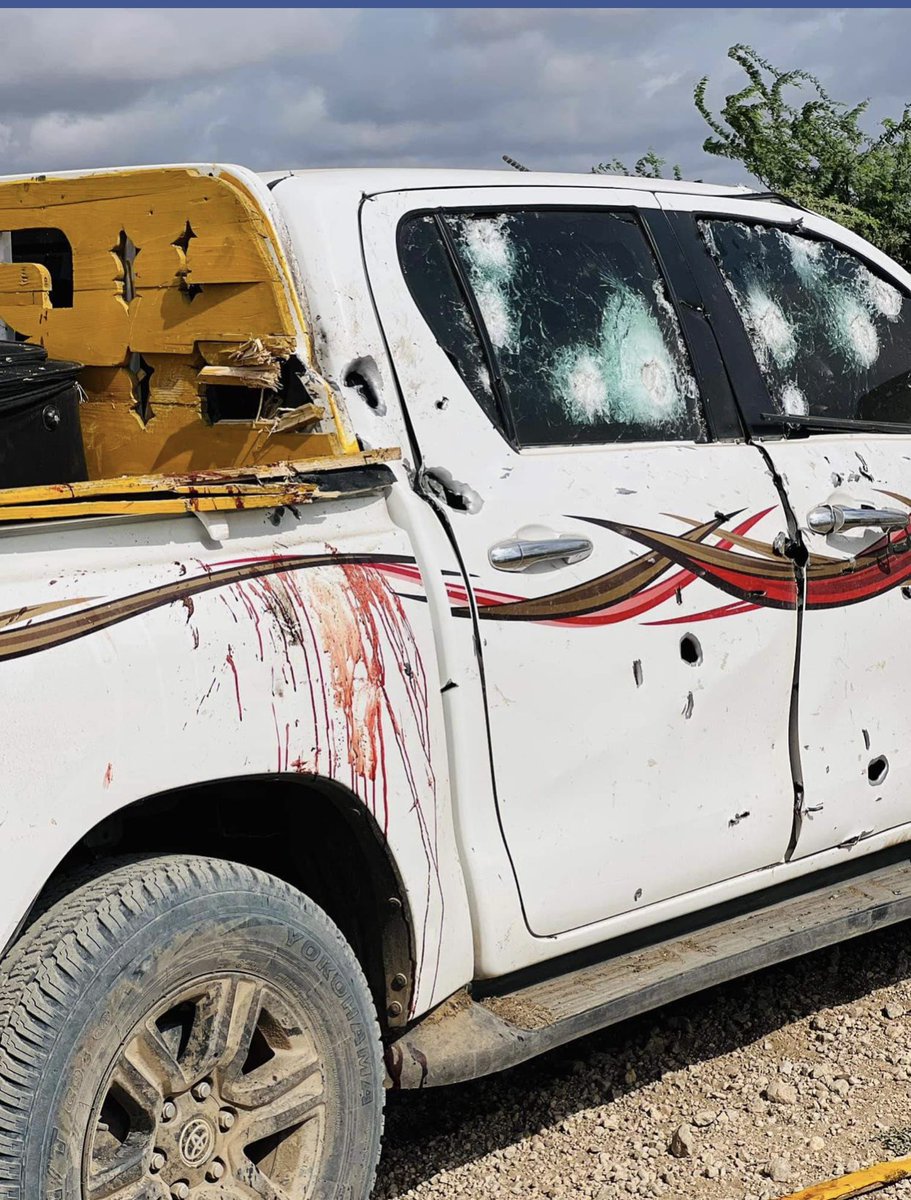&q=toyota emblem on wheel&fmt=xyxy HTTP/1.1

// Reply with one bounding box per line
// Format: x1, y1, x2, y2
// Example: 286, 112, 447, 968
179, 1118, 214, 1168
